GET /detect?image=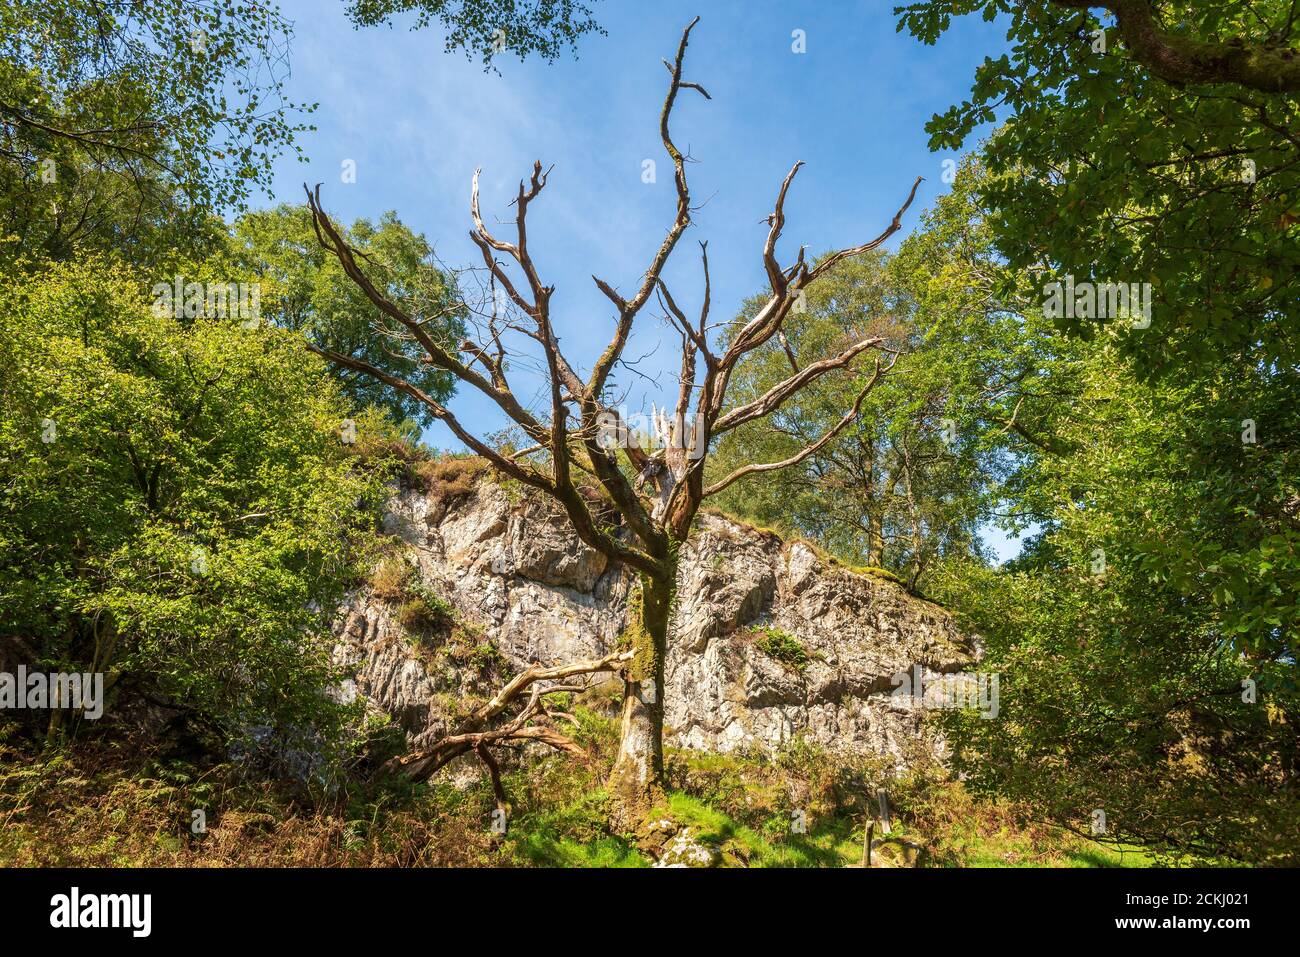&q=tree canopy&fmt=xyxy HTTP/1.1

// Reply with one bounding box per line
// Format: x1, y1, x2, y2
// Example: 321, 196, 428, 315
896, 0, 1300, 375
230, 204, 466, 428
0, 254, 392, 754
0, 0, 313, 262
345, 0, 605, 67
